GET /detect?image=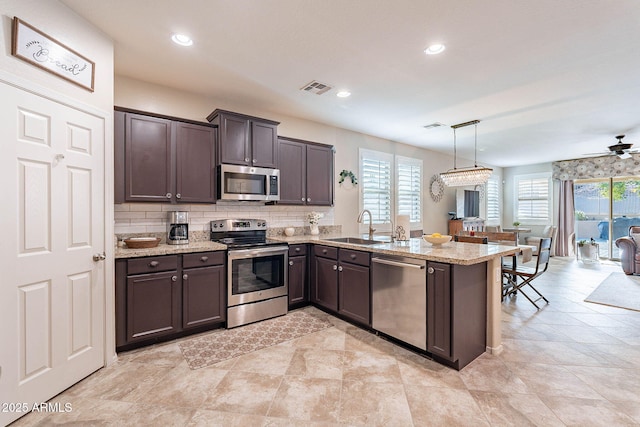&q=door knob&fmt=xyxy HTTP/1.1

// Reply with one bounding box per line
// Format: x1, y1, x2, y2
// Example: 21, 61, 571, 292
428, 267, 434, 274
176, 193, 181, 199
338, 266, 343, 272
333, 265, 337, 270
289, 261, 294, 266
93, 252, 106, 261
